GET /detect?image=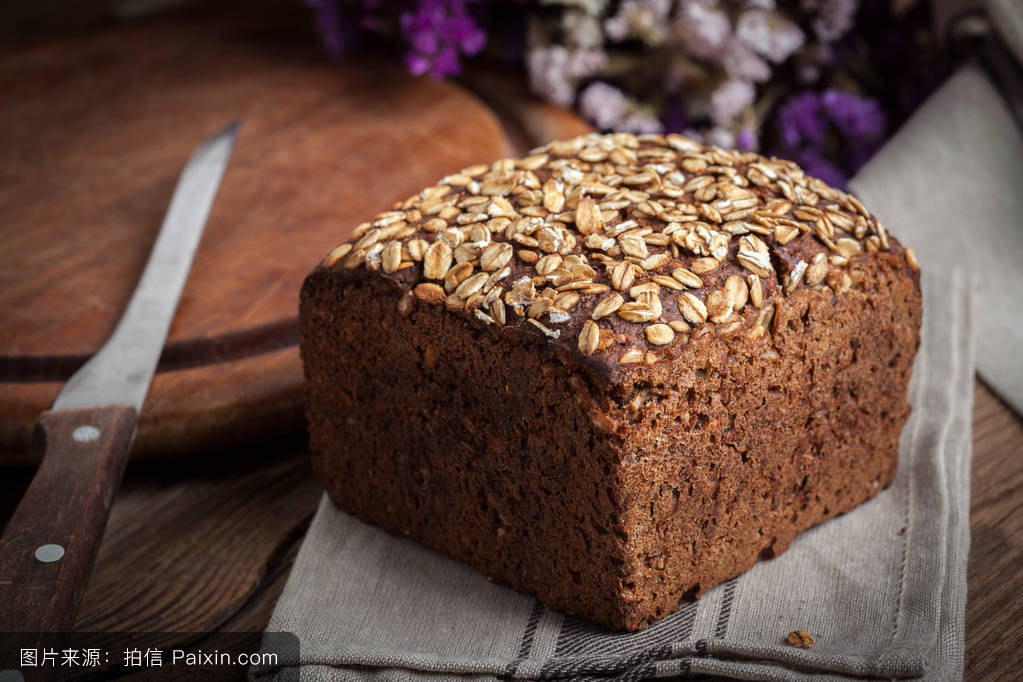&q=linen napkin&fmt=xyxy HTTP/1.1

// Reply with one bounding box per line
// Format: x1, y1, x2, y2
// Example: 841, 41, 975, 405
849, 62, 1023, 414
252, 269, 974, 682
